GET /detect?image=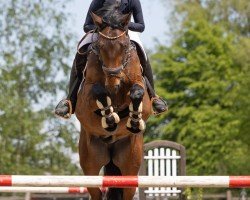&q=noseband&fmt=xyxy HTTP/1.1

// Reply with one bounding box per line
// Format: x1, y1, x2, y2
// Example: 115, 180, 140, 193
97, 30, 131, 77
